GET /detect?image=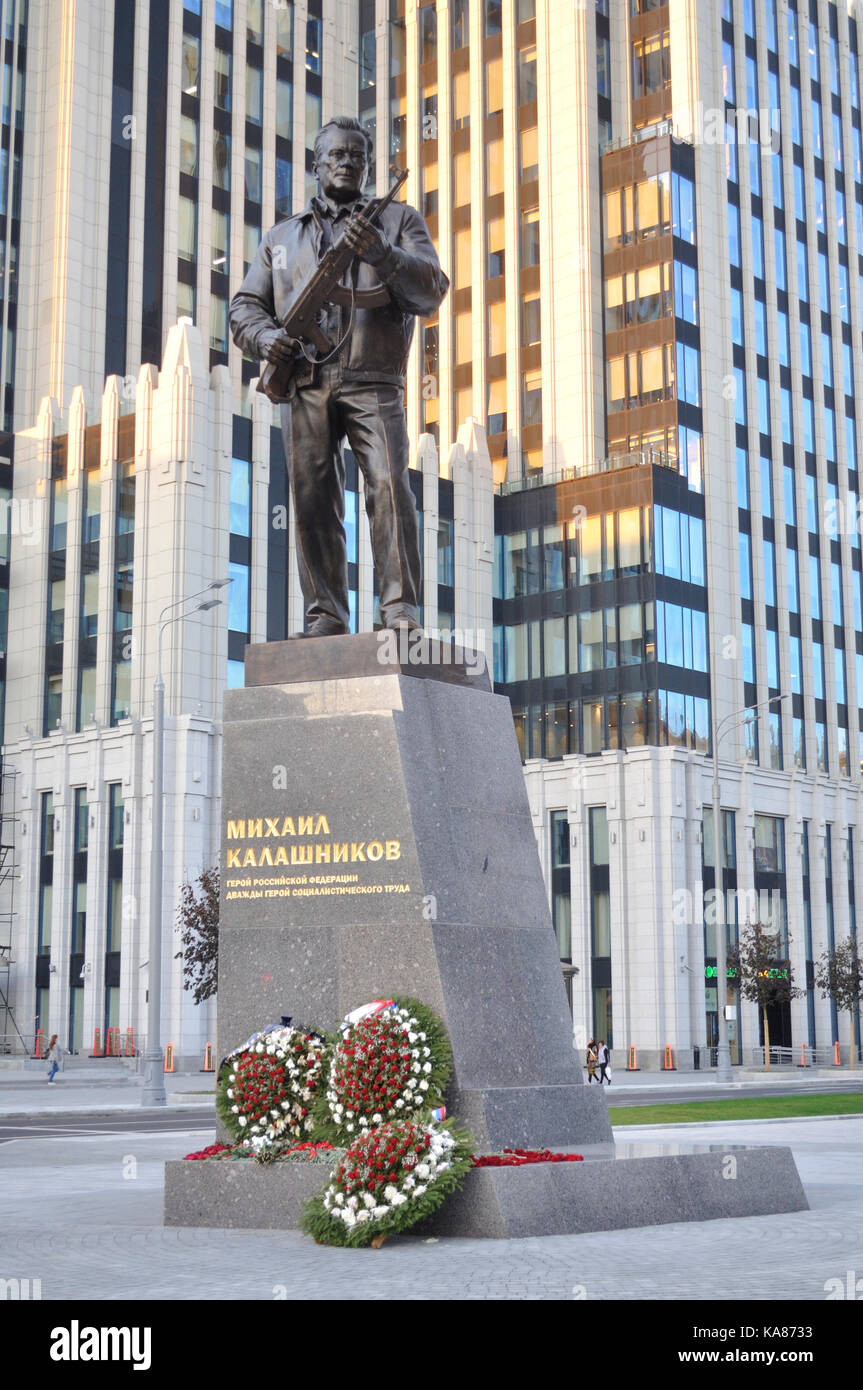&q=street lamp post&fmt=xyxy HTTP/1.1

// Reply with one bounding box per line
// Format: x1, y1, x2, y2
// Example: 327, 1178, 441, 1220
710, 693, 787, 1084
140, 581, 229, 1107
